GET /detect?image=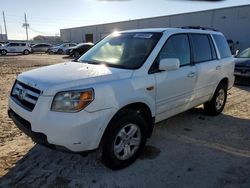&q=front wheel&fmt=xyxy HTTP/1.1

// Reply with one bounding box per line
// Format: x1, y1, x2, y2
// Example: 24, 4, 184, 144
204, 82, 227, 116
1, 50, 7, 55
102, 109, 147, 170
